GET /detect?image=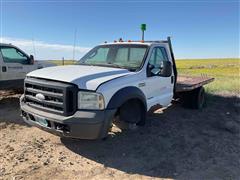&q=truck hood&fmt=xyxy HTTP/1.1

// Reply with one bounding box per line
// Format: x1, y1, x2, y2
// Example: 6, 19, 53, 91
27, 65, 133, 90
